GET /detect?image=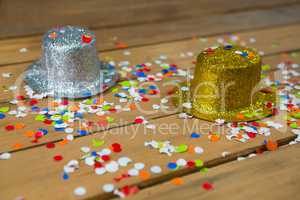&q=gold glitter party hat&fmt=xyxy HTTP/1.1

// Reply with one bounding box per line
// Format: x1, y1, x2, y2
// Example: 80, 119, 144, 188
175, 45, 276, 122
